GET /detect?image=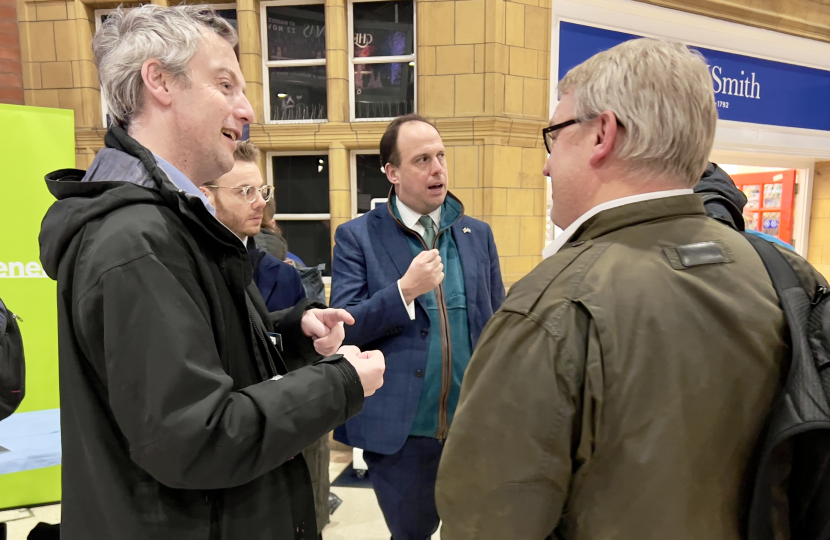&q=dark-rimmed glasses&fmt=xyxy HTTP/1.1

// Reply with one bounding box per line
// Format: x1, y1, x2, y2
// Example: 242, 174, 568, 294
204, 184, 274, 203
542, 115, 624, 153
